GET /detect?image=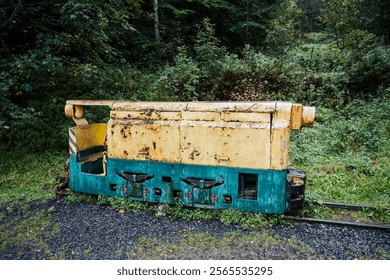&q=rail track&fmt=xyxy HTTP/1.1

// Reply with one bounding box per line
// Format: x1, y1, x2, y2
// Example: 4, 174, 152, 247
285, 202, 390, 231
